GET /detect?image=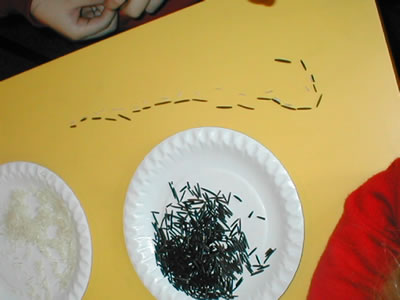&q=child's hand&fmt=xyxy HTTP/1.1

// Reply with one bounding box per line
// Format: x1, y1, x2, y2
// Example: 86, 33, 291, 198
106, 0, 165, 18
30, 0, 122, 41
30, 0, 166, 41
